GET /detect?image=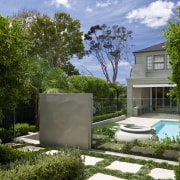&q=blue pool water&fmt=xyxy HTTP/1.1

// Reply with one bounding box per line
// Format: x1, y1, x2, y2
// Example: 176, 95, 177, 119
151, 120, 180, 140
